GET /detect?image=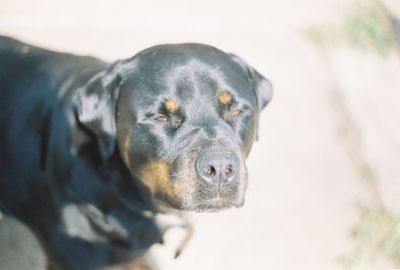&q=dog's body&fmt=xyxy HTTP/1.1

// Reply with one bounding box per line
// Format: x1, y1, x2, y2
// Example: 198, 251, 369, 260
0, 36, 272, 270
